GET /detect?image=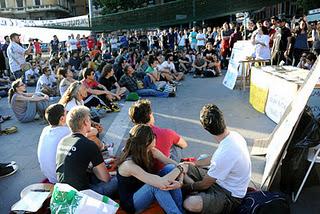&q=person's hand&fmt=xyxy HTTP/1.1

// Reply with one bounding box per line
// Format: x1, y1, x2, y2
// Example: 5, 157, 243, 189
162, 180, 182, 190
115, 94, 121, 100
158, 178, 172, 190
43, 94, 49, 100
